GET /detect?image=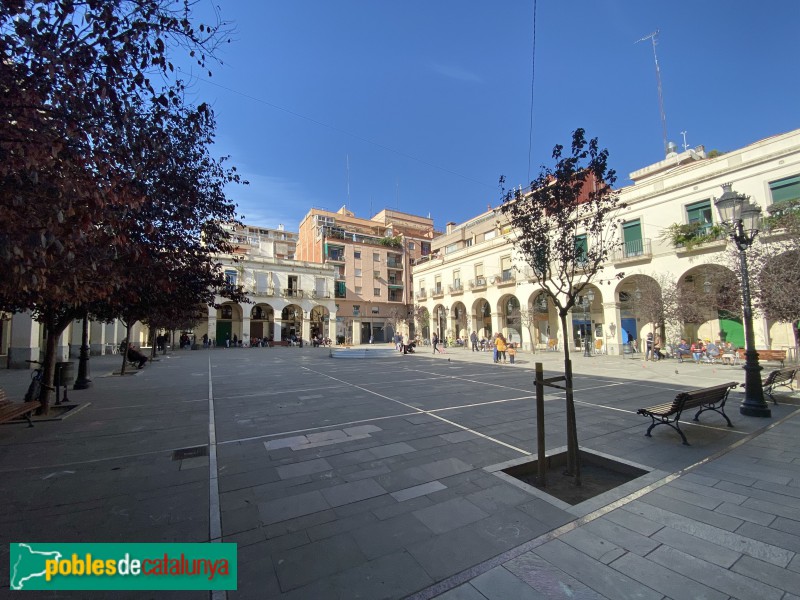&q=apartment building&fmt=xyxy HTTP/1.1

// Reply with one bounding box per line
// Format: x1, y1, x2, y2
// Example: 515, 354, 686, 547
412, 128, 800, 356
198, 223, 336, 345
297, 206, 437, 344
3, 223, 335, 366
